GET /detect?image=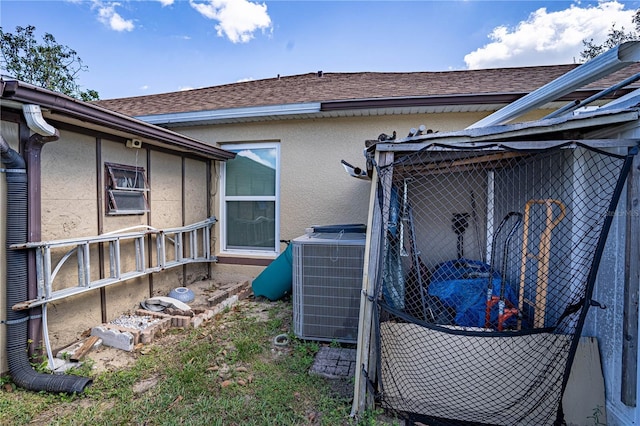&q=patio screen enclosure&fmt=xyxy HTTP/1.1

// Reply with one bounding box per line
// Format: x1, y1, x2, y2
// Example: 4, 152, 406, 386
370, 141, 637, 425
